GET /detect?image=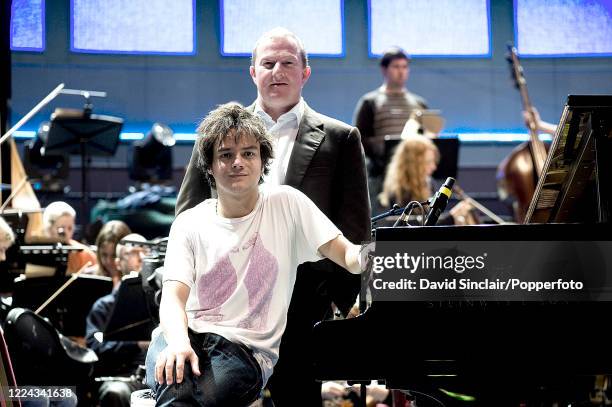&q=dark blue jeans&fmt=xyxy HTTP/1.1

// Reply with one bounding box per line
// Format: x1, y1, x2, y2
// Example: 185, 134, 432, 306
145, 329, 263, 407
